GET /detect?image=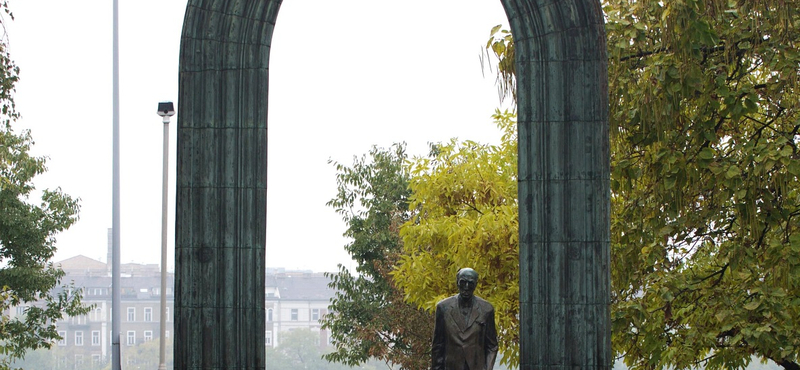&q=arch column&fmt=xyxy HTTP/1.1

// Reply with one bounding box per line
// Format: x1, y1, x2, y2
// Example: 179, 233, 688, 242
502, 0, 611, 368
176, 1, 282, 369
